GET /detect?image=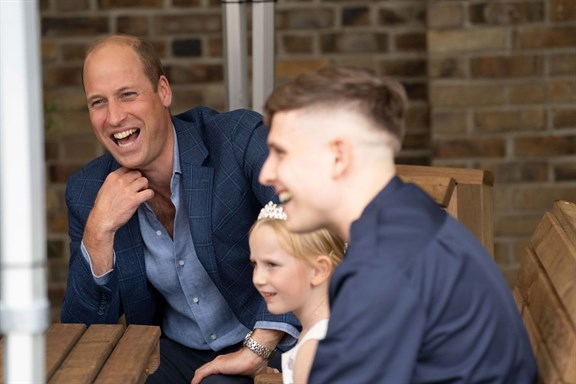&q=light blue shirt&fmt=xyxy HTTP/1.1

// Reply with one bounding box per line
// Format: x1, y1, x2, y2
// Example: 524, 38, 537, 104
83, 128, 298, 350
137, 136, 247, 350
